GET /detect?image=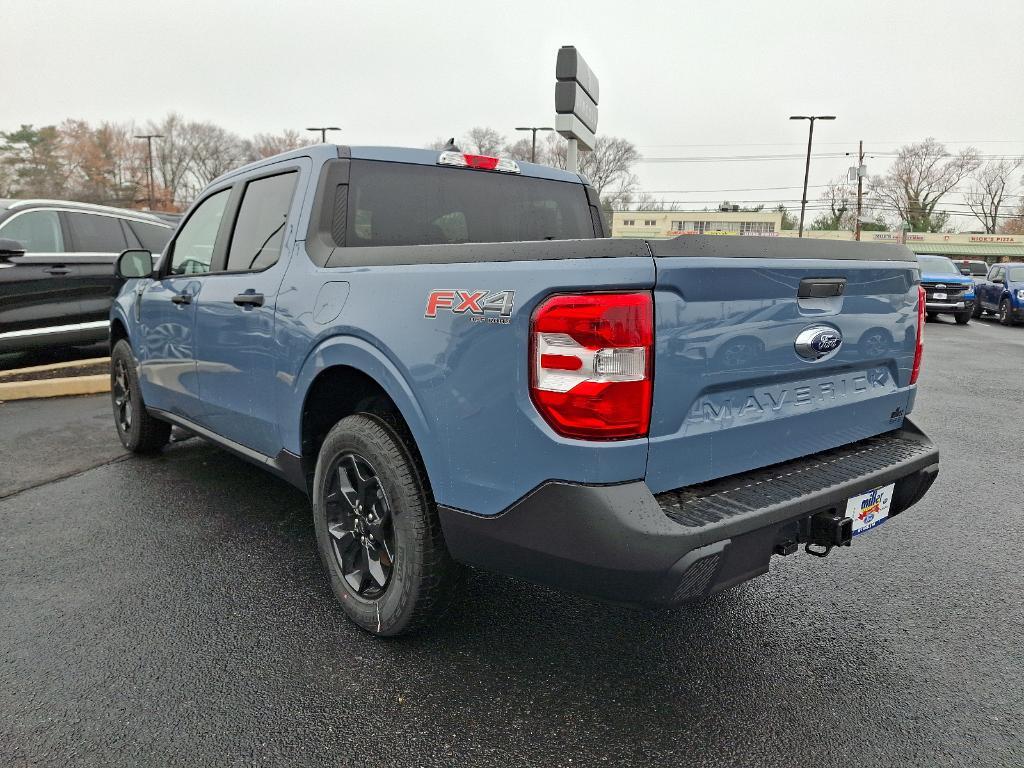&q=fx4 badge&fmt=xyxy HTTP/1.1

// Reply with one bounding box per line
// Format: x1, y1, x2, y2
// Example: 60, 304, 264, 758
425, 290, 515, 324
